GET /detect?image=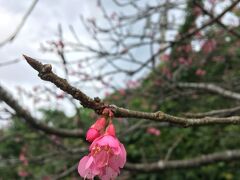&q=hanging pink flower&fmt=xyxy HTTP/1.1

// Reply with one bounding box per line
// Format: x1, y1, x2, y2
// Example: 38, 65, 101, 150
78, 124, 126, 180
